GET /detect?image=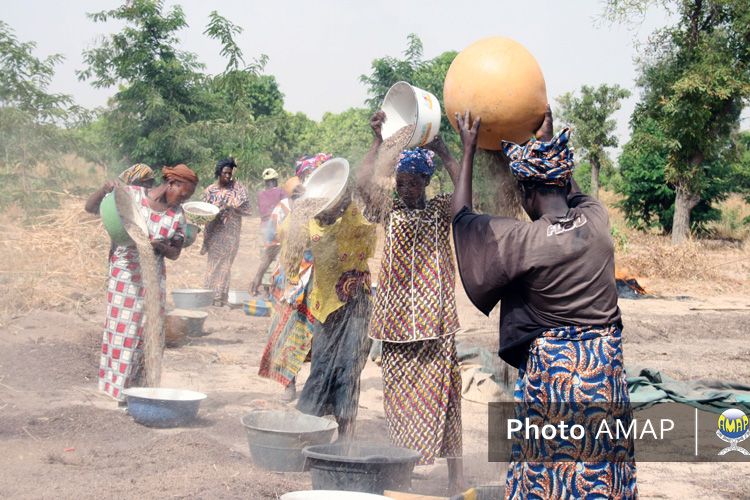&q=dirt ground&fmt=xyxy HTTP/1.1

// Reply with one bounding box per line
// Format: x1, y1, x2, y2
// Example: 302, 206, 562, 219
1, 216, 750, 499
